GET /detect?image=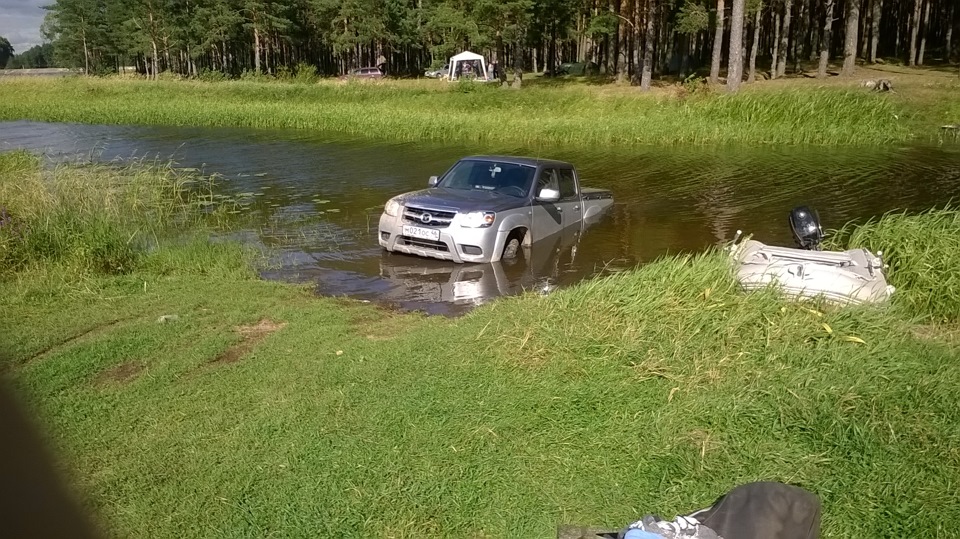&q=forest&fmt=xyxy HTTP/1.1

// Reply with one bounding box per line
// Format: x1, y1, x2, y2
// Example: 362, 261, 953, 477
26, 0, 960, 89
